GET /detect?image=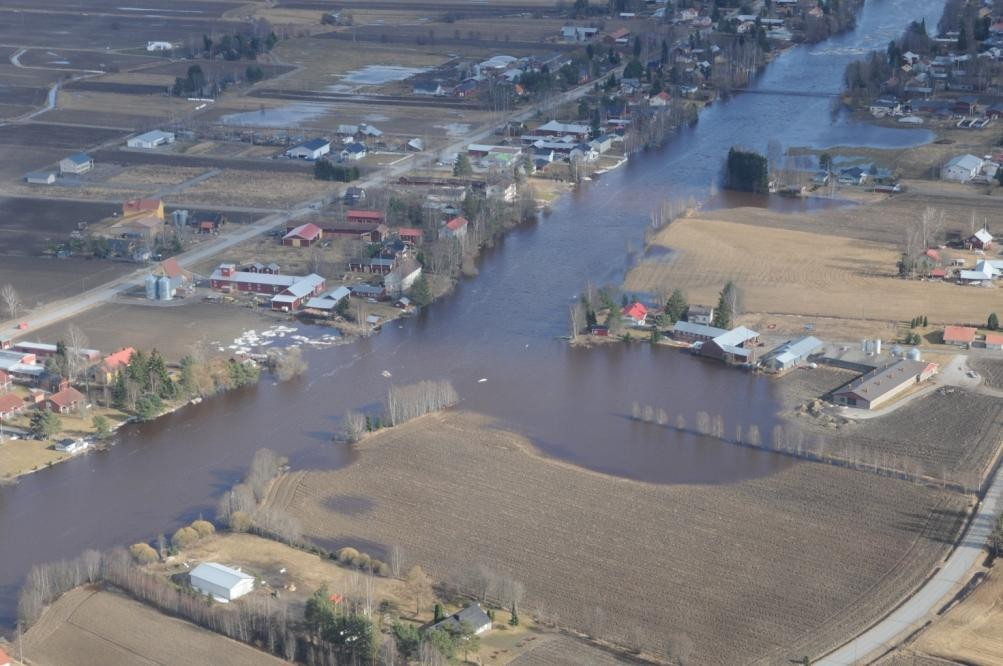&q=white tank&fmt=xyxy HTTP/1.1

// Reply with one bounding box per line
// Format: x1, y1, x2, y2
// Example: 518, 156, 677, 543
862, 339, 871, 353
157, 276, 173, 301
145, 274, 158, 300
874, 339, 882, 355
907, 347, 922, 361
